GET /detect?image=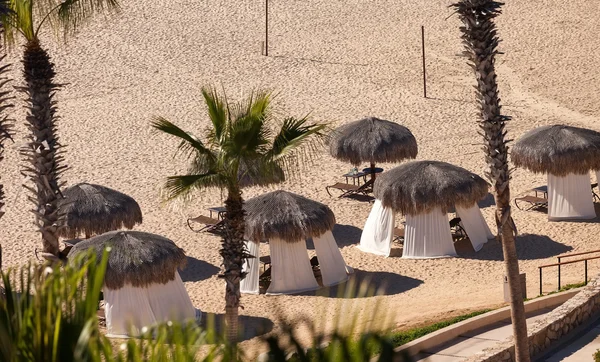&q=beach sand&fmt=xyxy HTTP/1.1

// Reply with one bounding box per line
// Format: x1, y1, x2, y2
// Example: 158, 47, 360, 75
1, 0, 600, 358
